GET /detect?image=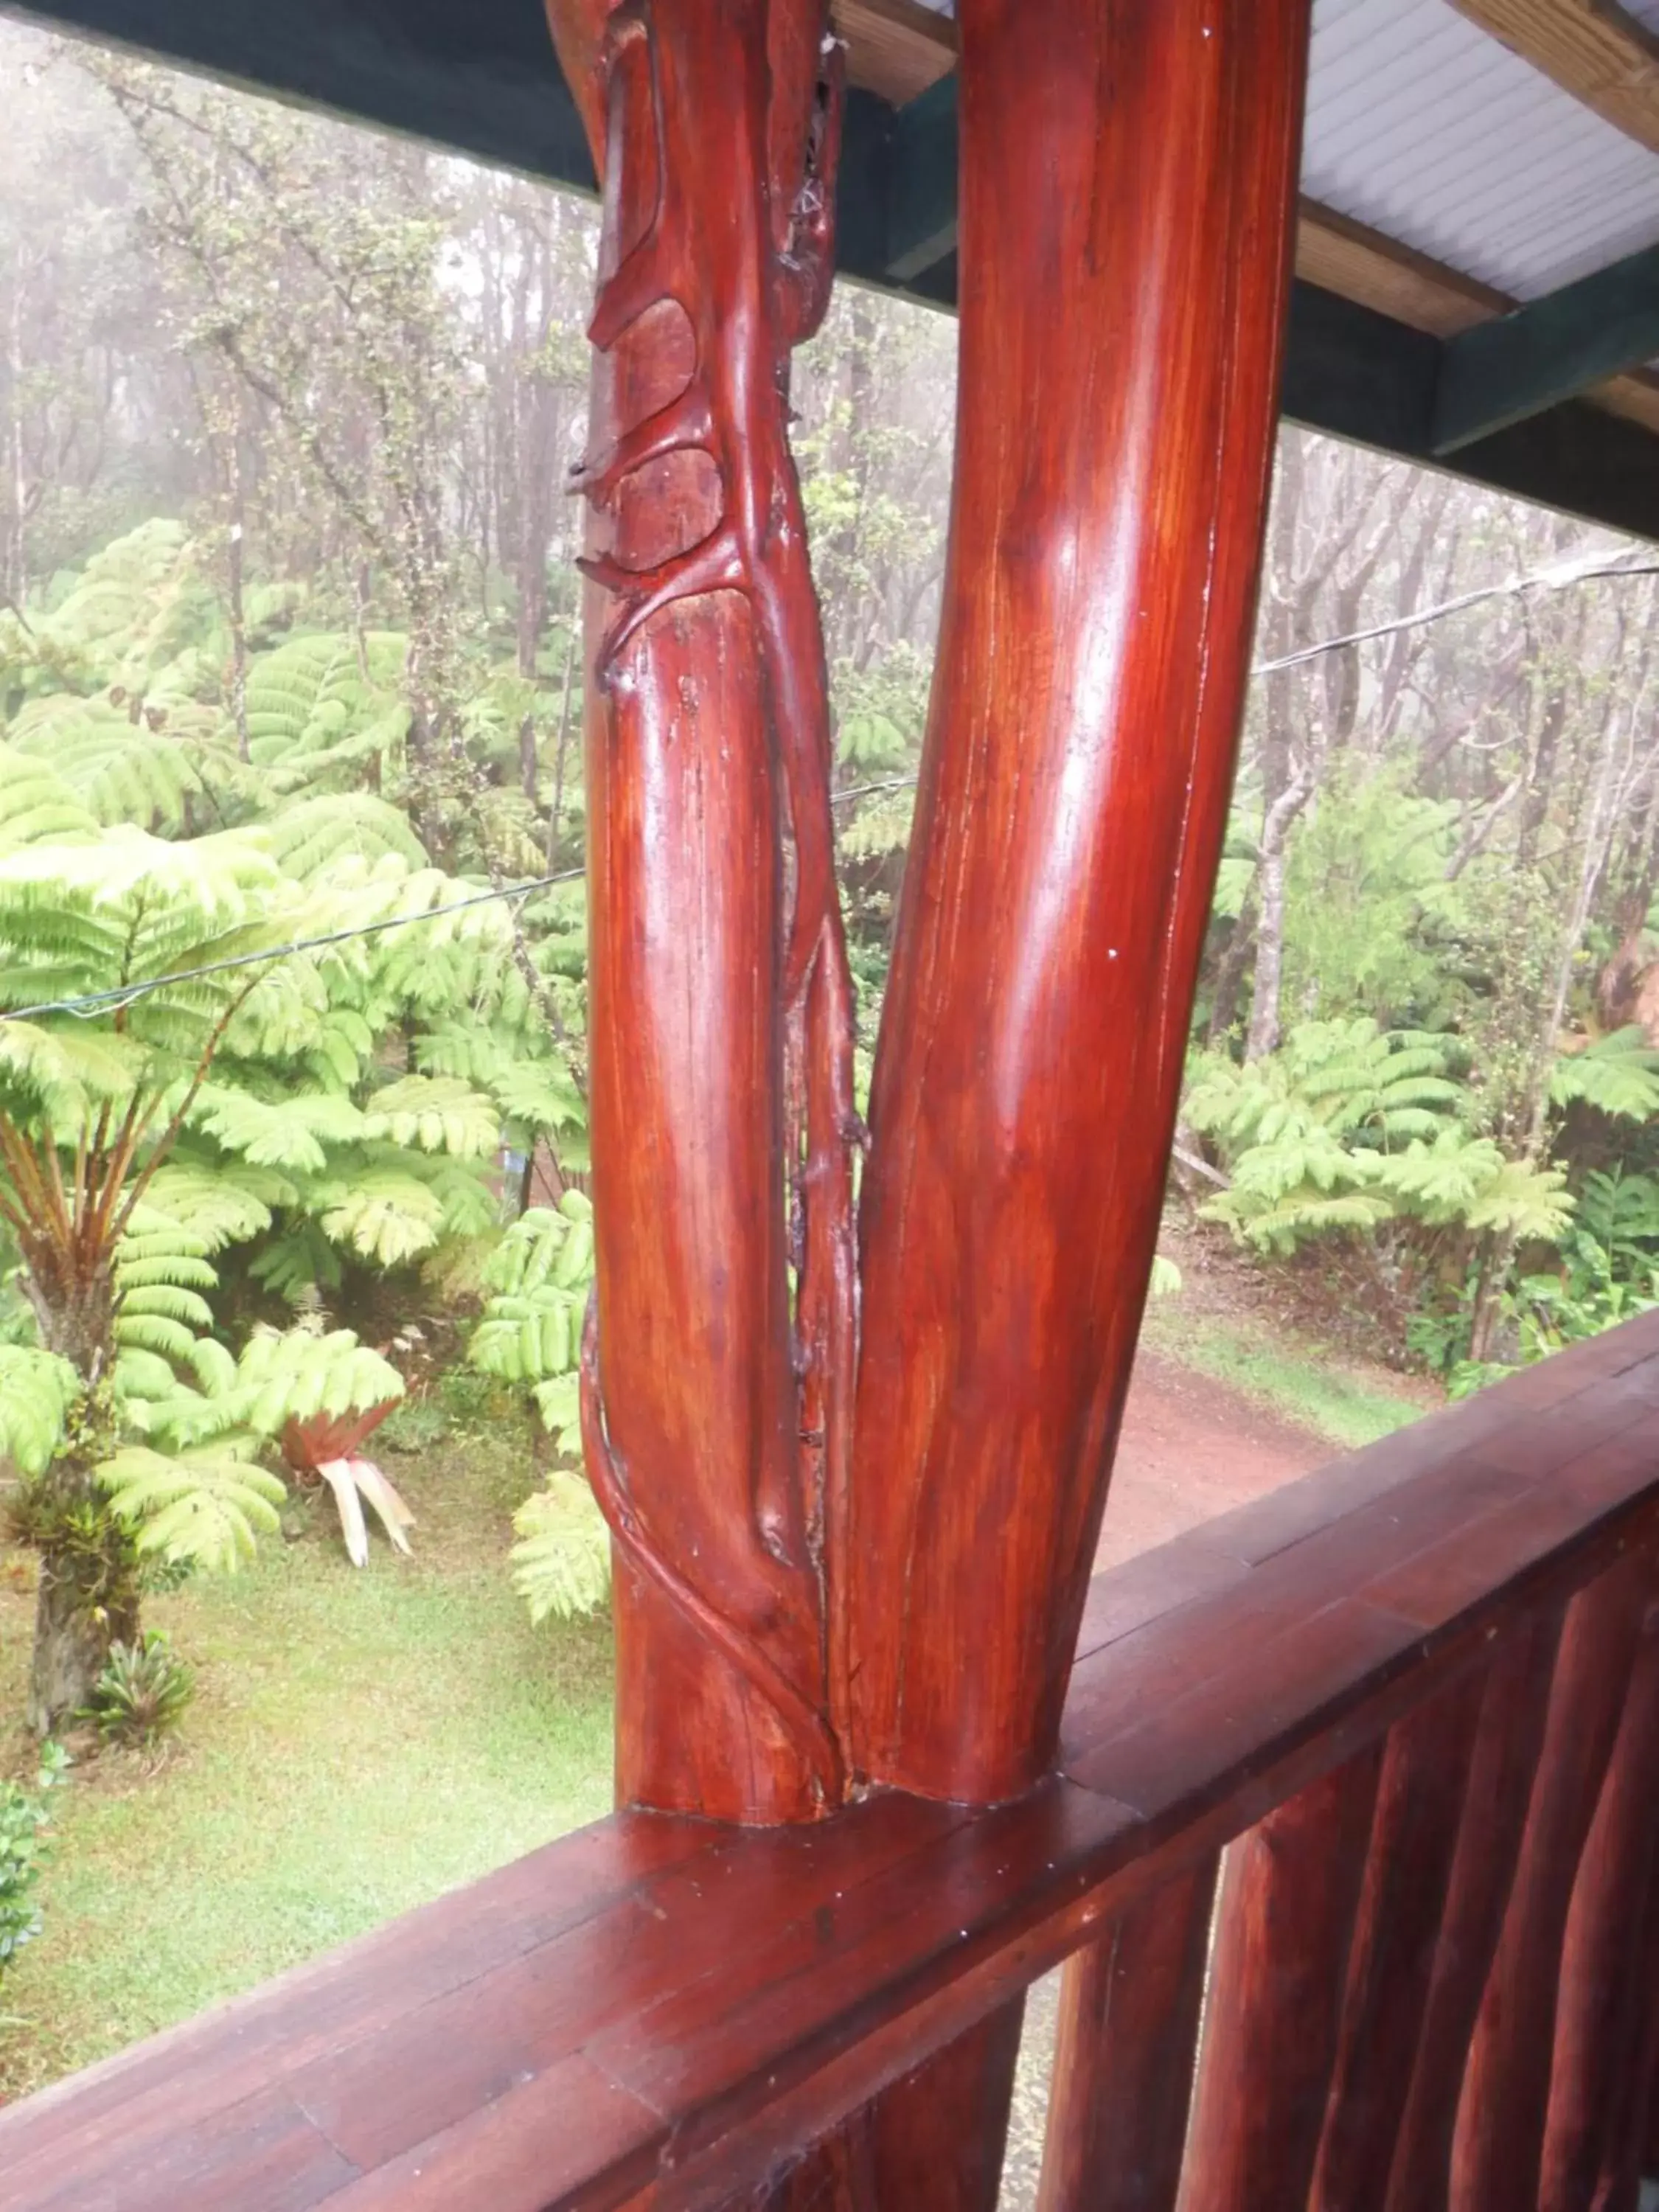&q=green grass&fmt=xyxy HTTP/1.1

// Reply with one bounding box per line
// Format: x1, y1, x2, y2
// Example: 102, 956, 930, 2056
0, 1428, 613, 2101
1140, 1306, 1429, 1450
